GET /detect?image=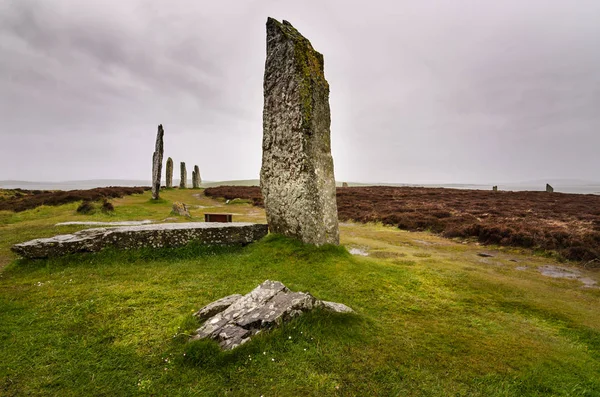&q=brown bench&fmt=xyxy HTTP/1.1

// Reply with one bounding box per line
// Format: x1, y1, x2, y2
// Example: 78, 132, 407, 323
204, 213, 233, 223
